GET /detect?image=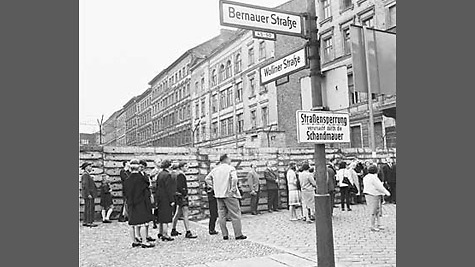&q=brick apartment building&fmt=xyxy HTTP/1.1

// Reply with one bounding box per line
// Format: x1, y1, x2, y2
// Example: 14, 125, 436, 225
102, 0, 396, 150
